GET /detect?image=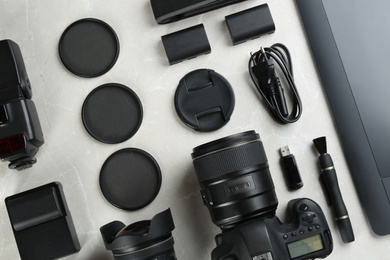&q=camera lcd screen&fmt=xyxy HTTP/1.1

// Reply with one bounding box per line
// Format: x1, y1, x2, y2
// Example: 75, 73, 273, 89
287, 234, 324, 259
